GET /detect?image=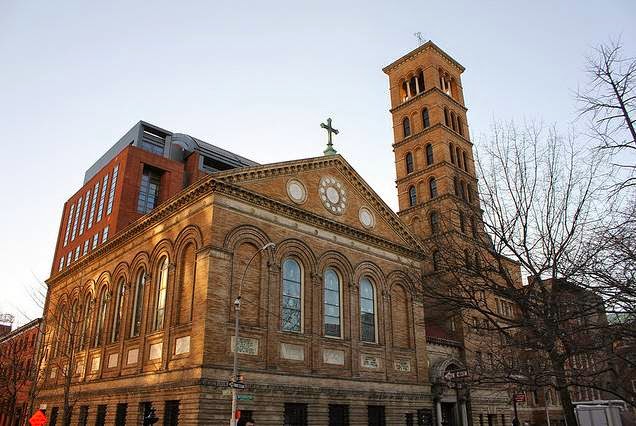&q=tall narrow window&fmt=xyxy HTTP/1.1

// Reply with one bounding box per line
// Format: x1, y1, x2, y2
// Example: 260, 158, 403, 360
111, 279, 125, 343
97, 174, 109, 222
359, 278, 376, 343
79, 295, 91, 350
106, 164, 119, 215
459, 211, 466, 234
92, 233, 99, 249
451, 112, 458, 131
467, 183, 473, 203
417, 71, 425, 93
282, 258, 302, 332
432, 250, 441, 271
430, 211, 440, 234
429, 177, 438, 198
426, 144, 434, 165
471, 217, 477, 238
408, 186, 417, 207
456, 147, 462, 169
324, 268, 342, 338
422, 108, 430, 129
449, 143, 456, 164
402, 117, 411, 138
444, 108, 450, 127
153, 257, 169, 331
94, 287, 108, 348
79, 191, 90, 235
137, 166, 162, 214
71, 197, 82, 241
401, 81, 408, 100
102, 225, 109, 243
87, 181, 100, 229
63, 204, 75, 247
458, 117, 464, 136
409, 76, 417, 97
130, 269, 145, 338
461, 181, 468, 201
454, 176, 459, 196
463, 152, 468, 172
405, 152, 414, 174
